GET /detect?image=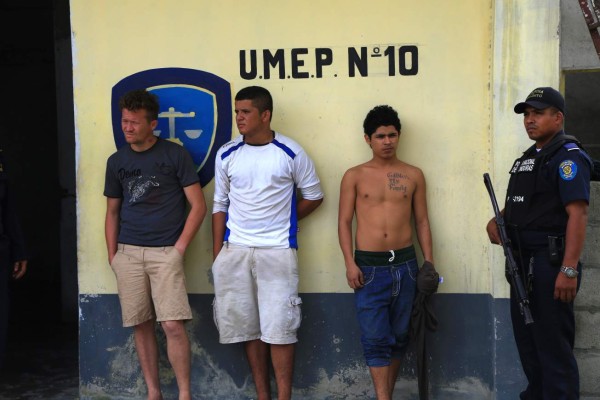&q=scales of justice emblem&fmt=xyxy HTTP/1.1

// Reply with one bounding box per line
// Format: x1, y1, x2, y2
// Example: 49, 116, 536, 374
111, 68, 232, 187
